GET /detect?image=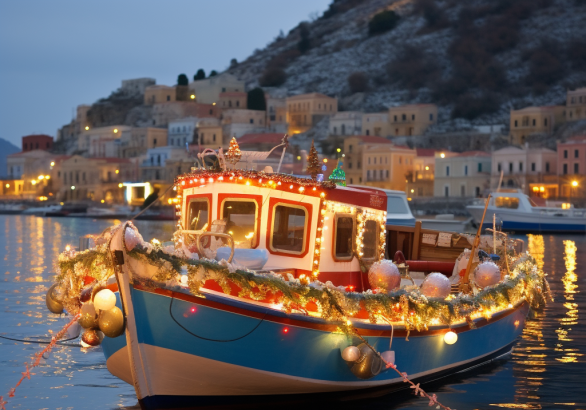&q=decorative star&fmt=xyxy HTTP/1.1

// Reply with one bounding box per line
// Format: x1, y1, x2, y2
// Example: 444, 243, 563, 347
0, 395, 7, 410
8, 388, 15, 398
428, 393, 437, 406
410, 383, 422, 395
